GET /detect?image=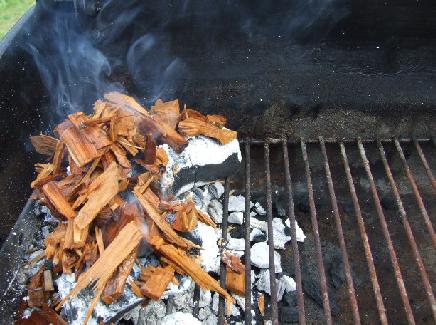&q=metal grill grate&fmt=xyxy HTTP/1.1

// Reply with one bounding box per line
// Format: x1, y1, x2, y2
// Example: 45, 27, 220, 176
216, 138, 436, 325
